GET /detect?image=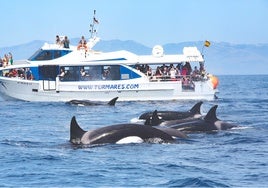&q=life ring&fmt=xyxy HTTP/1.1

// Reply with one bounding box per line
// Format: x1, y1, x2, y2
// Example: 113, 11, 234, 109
77, 44, 88, 51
